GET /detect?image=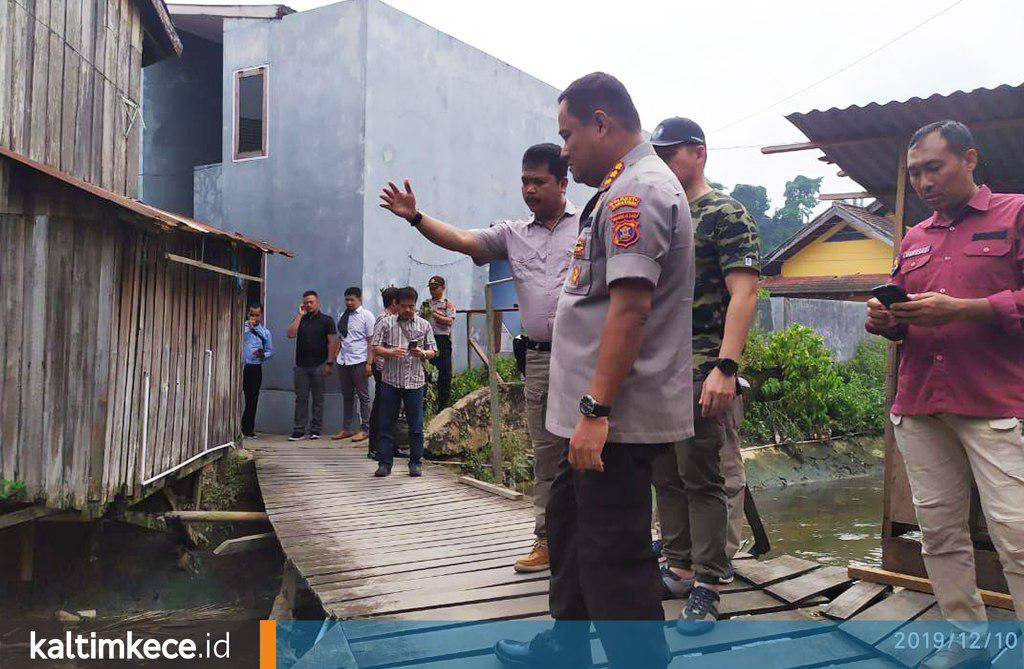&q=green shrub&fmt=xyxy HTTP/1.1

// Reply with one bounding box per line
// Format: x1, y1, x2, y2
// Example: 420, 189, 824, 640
461, 429, 533, 491
0, 478, 27, 502
741, 325, 885, 443
426, 355, 520, 419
